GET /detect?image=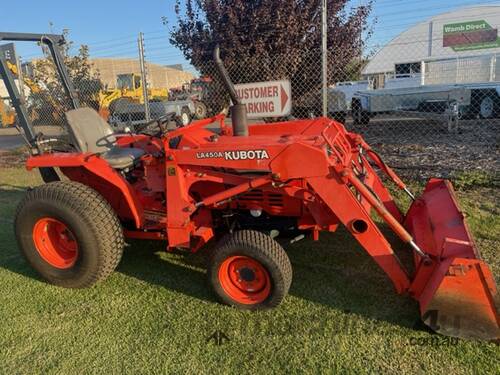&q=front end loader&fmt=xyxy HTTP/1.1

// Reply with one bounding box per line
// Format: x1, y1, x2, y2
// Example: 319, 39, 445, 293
1, 33, 498, 341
